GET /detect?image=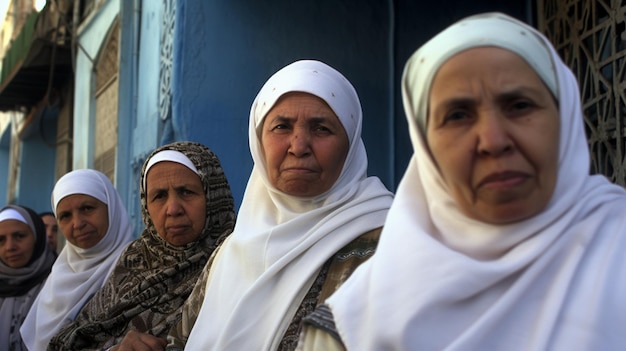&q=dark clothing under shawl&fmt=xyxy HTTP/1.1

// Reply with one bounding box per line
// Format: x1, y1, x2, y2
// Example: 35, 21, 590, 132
48, 142, 236, 351
0, 205, 56, 351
